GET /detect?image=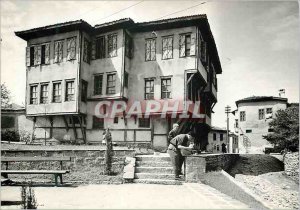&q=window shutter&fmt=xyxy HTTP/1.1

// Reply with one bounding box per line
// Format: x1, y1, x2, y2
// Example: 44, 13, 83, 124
190, 33, 196, 56
67, 39, 71, 60
45, 43, 50, 64
26, 47, 30, 67
71, 38, 76, 60
59, 41, 63, 61
91, 38, 96, 60
179, 35, 185, 57
36, 46, 41, 65
201, 41, 207, 62
54, 42, 58, 63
